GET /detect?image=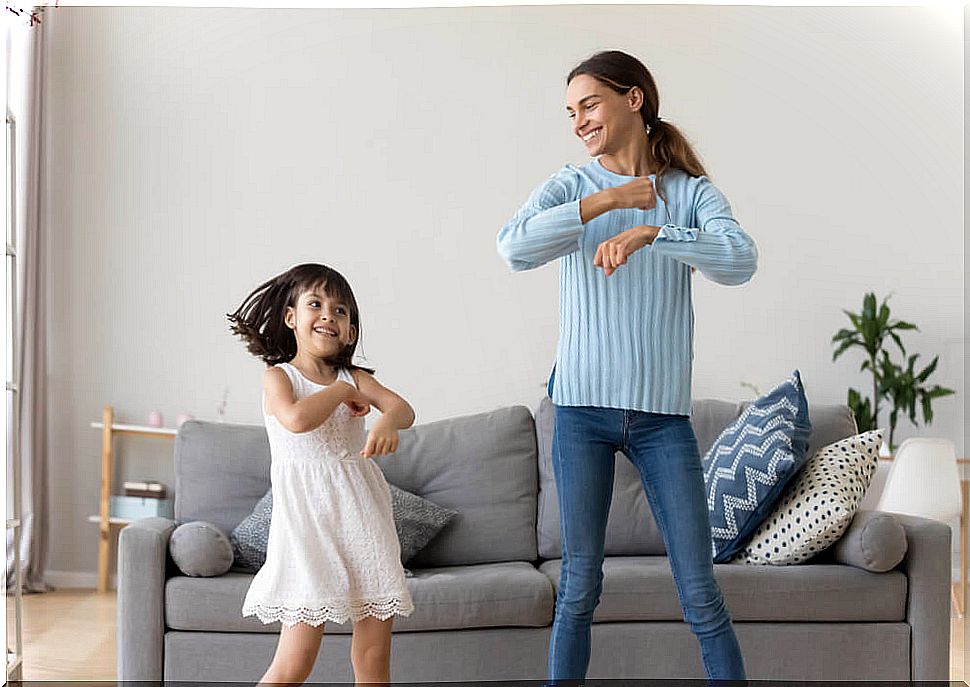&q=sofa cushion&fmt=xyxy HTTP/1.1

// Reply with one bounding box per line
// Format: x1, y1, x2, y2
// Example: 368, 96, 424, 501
535, 393, 856, 560
830, 509, 908, 573
169, 521, 234, 577
176, 406, 538, 568
691, 398, 748, 458
373, 406, 538, 567
229, 484, 459, 572
538, 556, 906, 622
389, 483, 460, 564
703, 370, 813, 562
229, 488, 273, 572
165, 562, 554, 633
535, 397, 665, 559
175, 420, 272, 535
729, 430, 883, 565
694, 399, 856, 462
